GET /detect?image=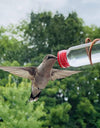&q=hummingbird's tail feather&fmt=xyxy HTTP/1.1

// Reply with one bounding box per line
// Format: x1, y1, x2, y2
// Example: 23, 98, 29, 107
29, 85, 41, 102
29, 91, 41, 102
